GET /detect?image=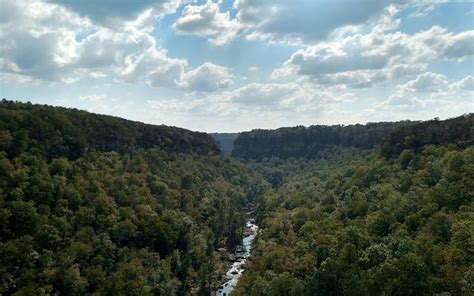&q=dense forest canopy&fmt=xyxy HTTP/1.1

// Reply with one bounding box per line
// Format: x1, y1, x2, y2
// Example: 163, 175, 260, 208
0, 100, 266, 295
232, 115, 474, 295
